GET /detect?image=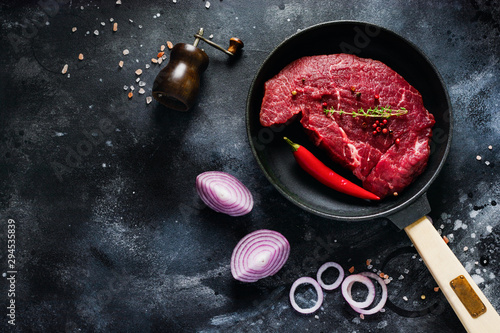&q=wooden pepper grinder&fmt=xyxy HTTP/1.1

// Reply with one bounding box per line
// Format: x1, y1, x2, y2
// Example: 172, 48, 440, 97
152, 28, 243, 111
